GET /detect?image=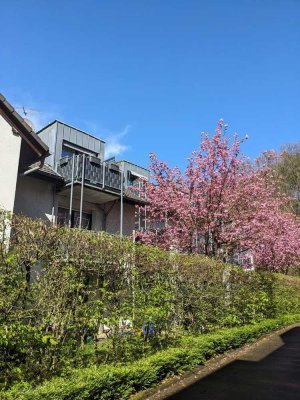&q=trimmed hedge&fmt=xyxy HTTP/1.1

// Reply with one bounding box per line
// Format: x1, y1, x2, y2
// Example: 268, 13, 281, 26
3, 314, 300, 400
